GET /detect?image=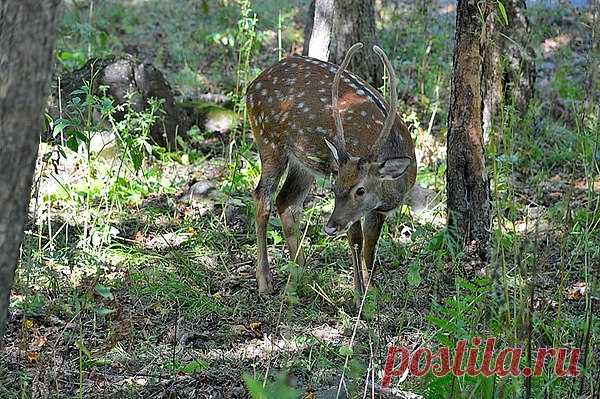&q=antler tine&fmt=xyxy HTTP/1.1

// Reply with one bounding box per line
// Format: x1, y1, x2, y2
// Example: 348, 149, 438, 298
332, 42, 364, 150
372, 45, 398, 158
